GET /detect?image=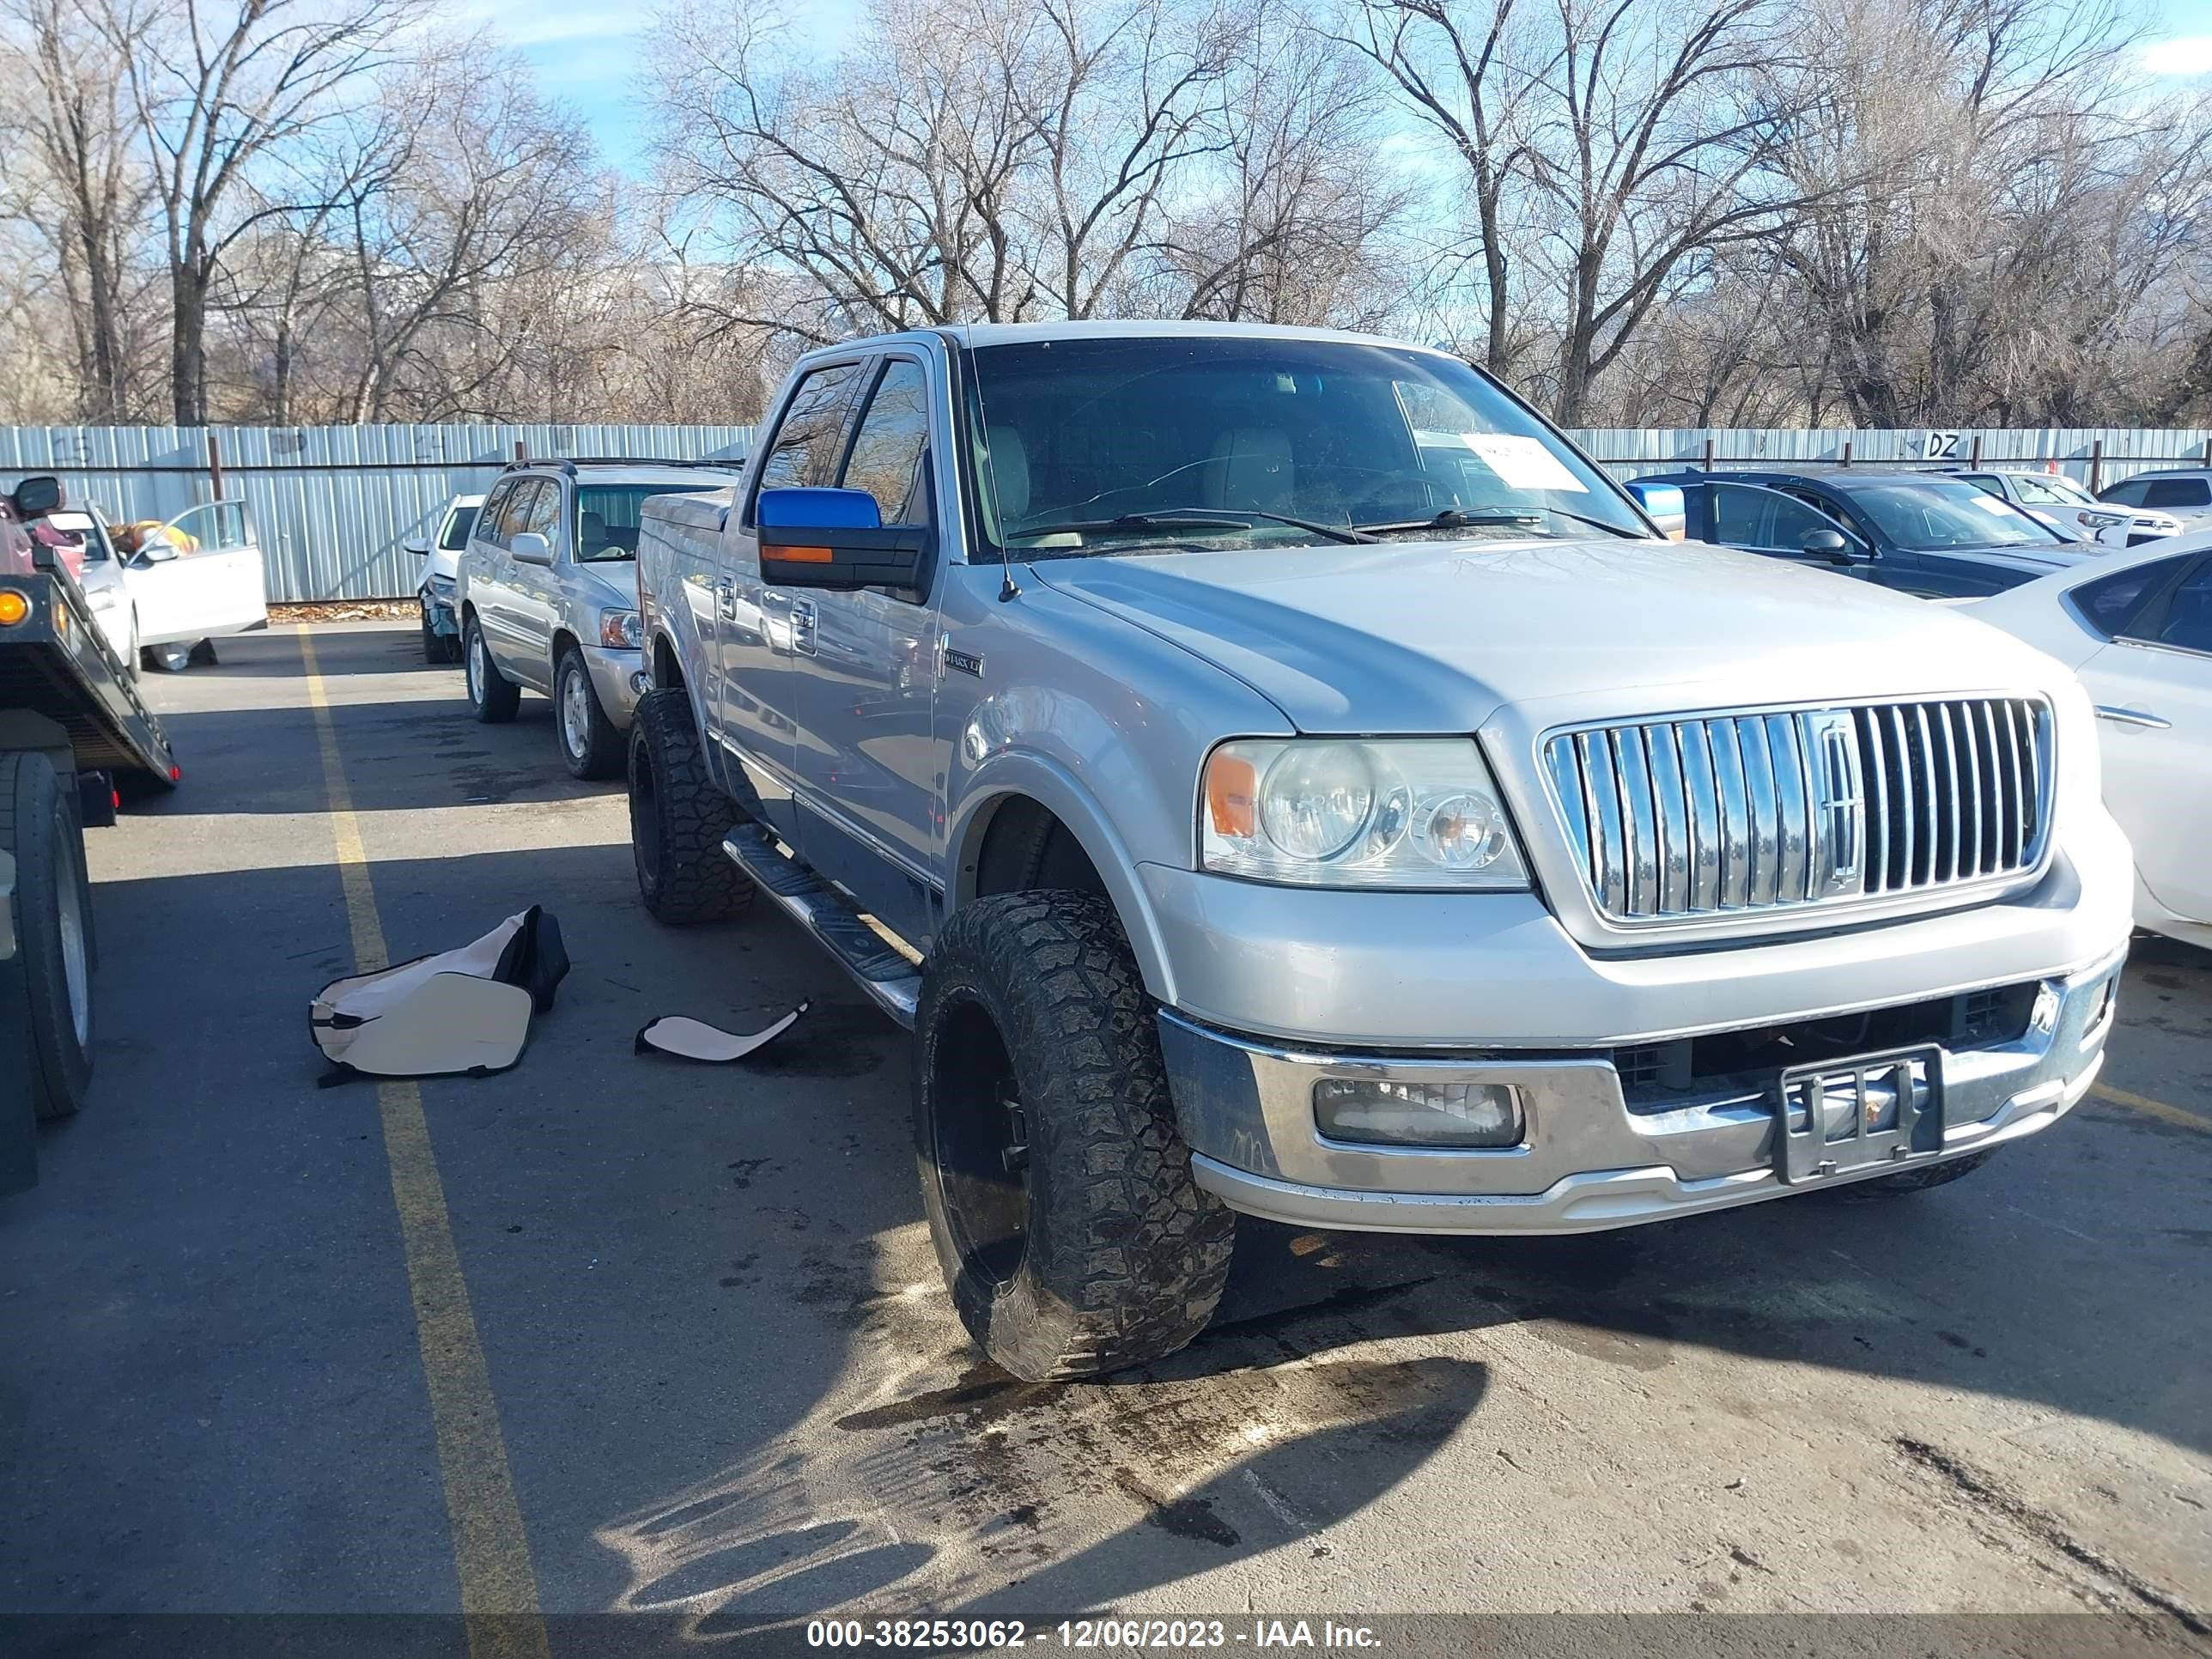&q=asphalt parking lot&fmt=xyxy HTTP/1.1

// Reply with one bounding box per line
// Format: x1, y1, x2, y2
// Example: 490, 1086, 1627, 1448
3, 623, 2209, 1653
